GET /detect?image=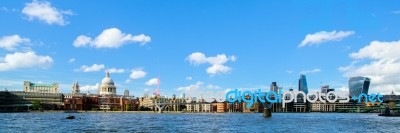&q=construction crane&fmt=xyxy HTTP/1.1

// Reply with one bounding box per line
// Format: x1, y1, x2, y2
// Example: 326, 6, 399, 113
153, 76, 161, 98
290, 80, 296, 91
